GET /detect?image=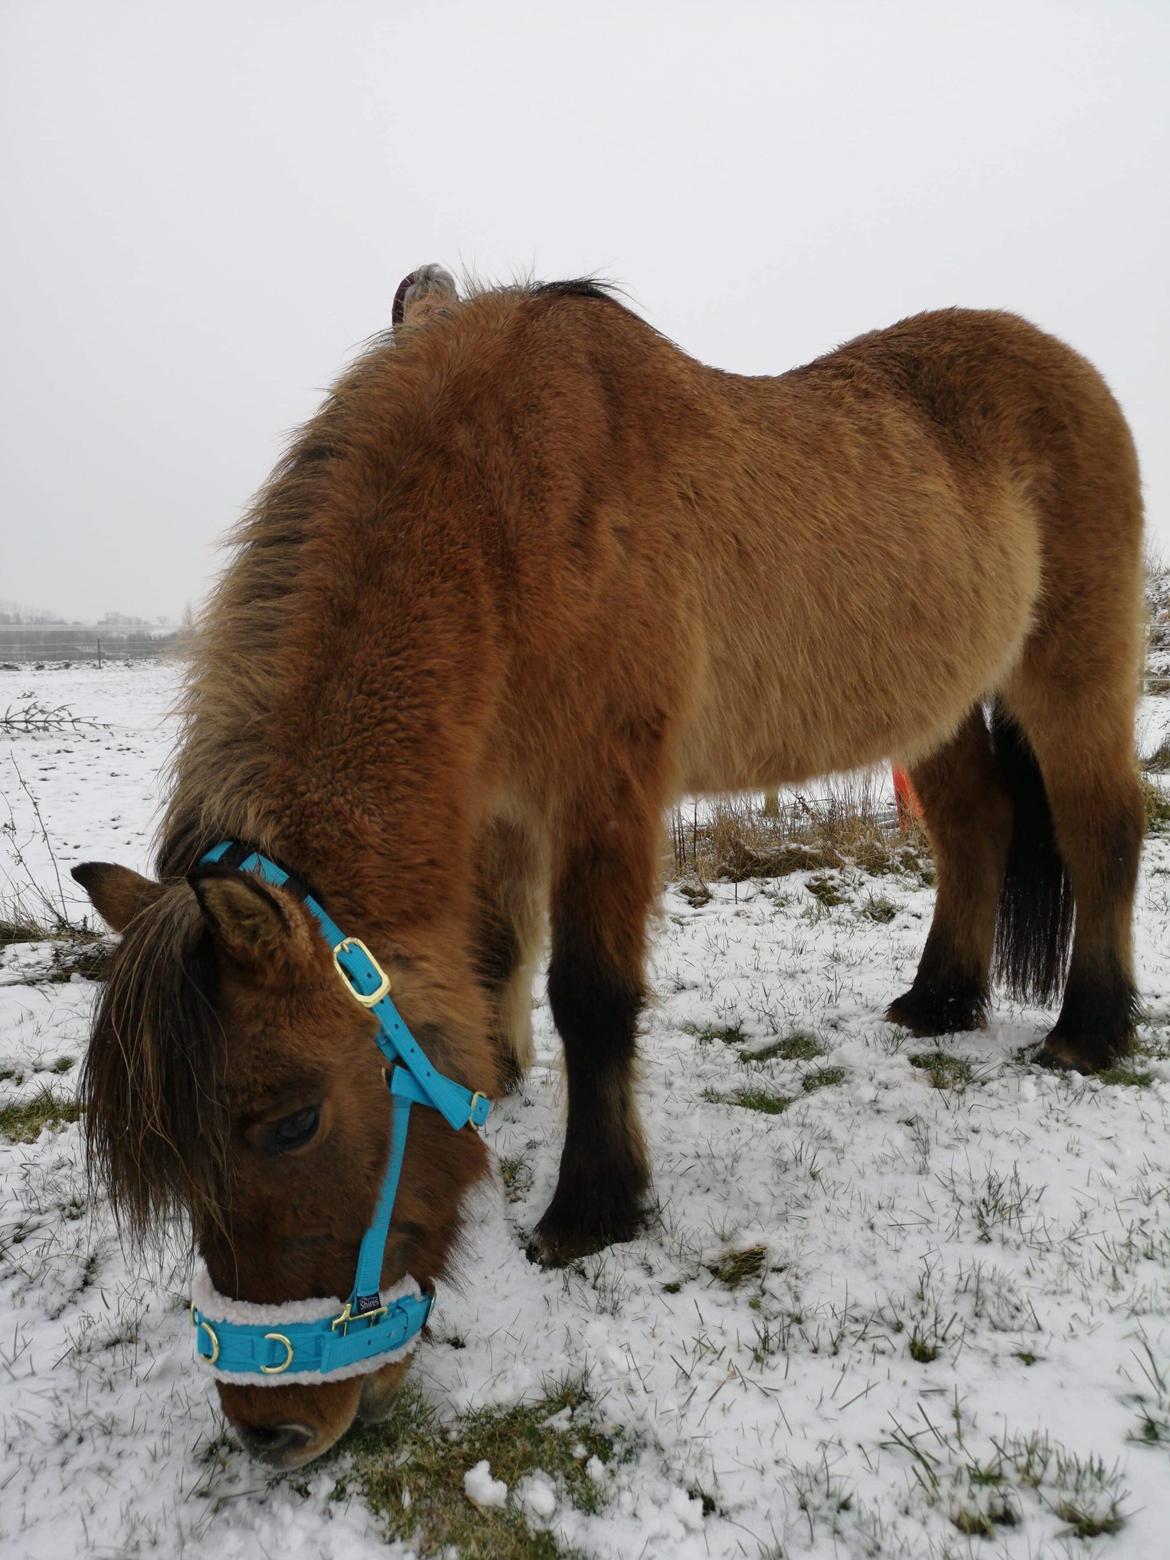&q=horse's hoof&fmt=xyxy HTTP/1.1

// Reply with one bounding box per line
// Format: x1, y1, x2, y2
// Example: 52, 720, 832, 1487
526, 1229, 601, 1269
886, 986, 987, 1038
1033, 1032, 1130, 1075
527, 1206, 644, 1269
